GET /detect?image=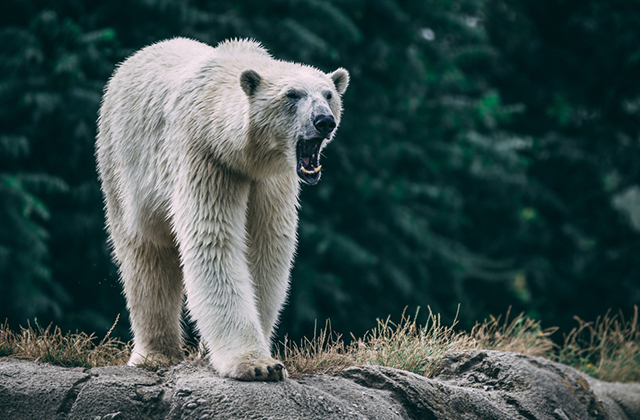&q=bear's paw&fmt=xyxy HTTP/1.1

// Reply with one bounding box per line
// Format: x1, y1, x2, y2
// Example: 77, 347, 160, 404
227, 356, 288, 381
